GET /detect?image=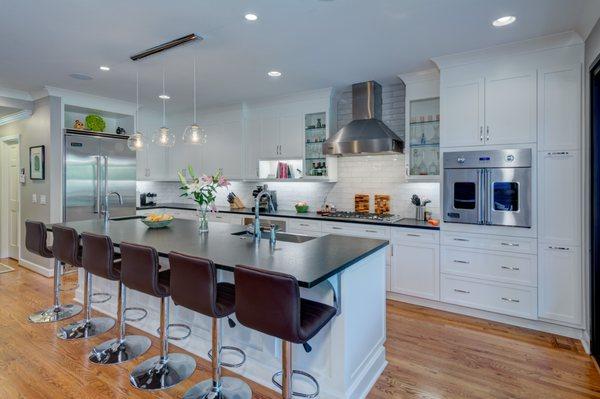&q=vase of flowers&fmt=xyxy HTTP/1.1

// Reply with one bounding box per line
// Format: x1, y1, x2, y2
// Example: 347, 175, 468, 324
178, 166, 230, 233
